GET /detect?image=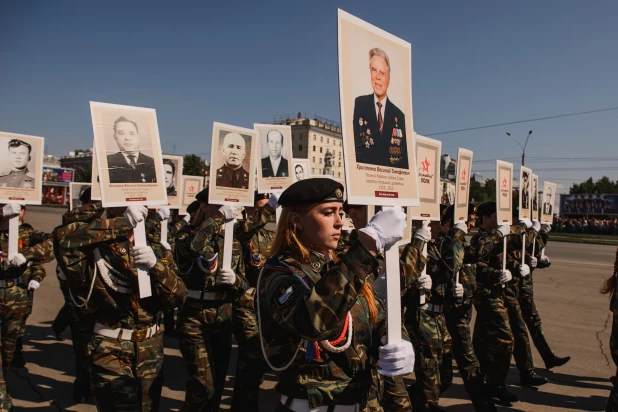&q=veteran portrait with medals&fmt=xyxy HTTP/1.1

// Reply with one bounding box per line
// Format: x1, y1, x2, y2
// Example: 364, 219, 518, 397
353, 48, 408, 169
216, 132, 250, 189
0, 139, 36, 188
